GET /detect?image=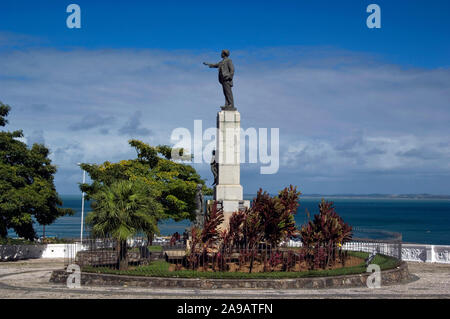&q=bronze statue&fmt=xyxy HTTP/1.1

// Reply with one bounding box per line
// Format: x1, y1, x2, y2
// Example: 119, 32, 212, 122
210, 150, 218, 186
203, 49, 235, 110
194, 184, 204, 228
